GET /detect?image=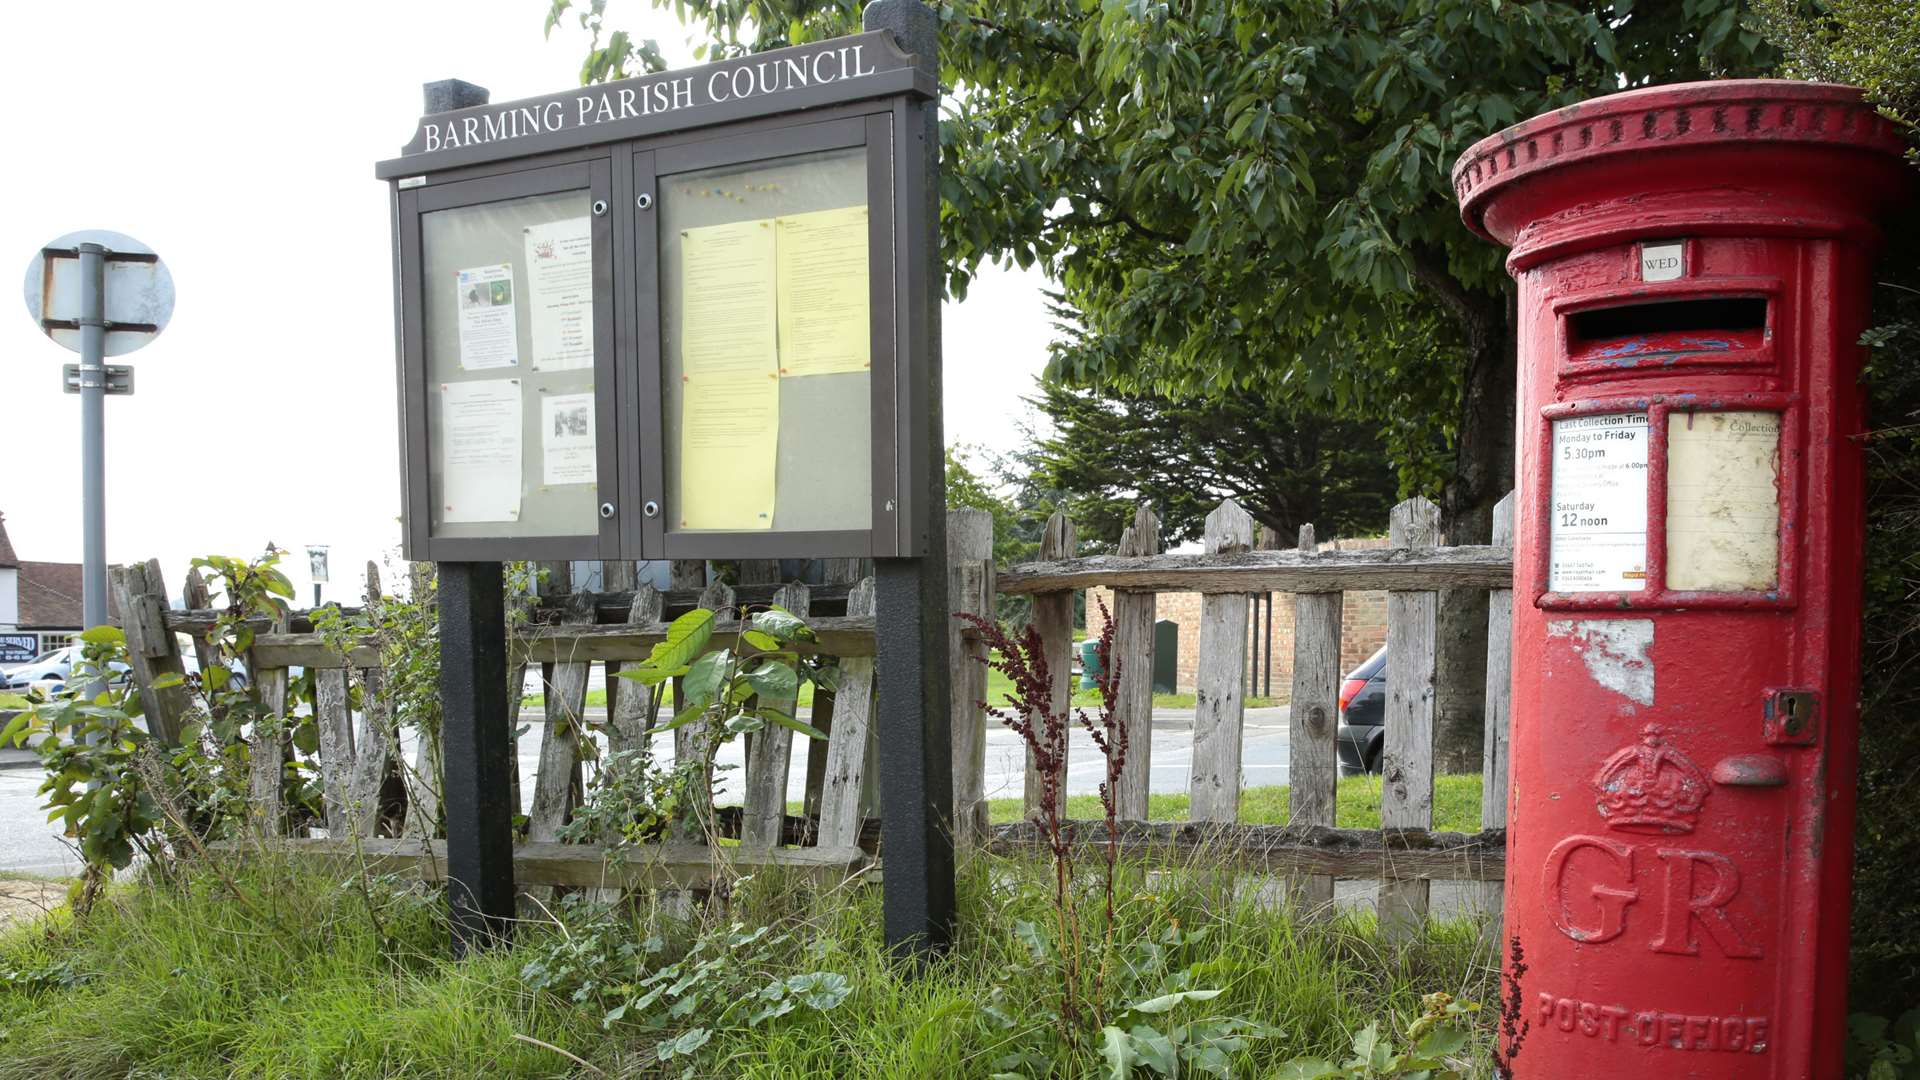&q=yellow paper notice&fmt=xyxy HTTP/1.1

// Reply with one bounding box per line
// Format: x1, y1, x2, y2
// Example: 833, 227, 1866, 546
679, 219, 780, 529
679, 373, 778, 529
776, 205, 870, 377
682, 219, 778, 378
